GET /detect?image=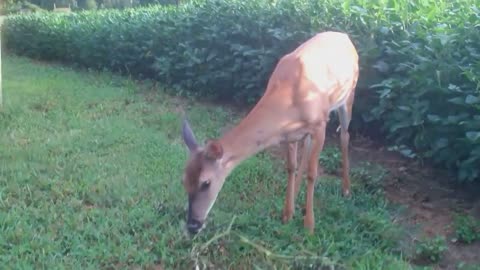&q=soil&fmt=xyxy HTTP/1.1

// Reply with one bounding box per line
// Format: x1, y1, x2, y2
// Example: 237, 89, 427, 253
319, 131, 480, 269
